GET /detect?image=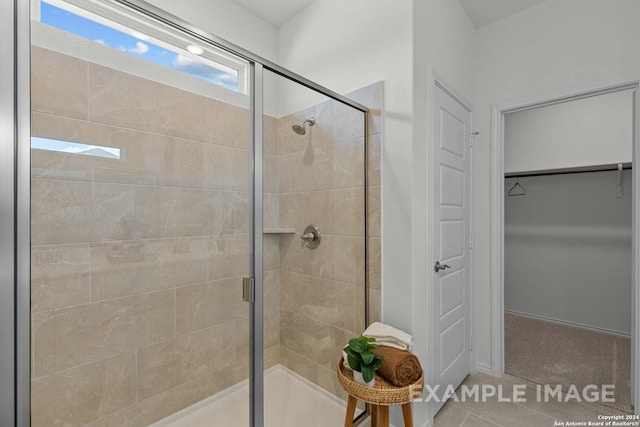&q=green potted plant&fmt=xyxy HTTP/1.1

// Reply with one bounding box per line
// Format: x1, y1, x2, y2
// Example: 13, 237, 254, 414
343, 335, 384, 387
